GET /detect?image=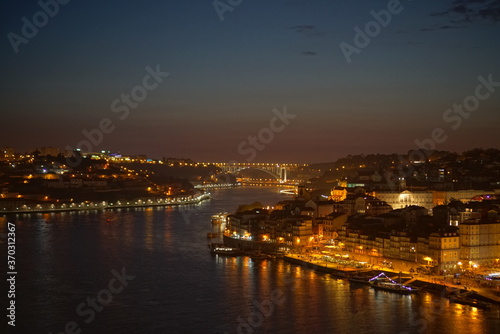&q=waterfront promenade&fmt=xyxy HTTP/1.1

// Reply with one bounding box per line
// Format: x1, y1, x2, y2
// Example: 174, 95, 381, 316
0, 193, 210, 214
284, 253, 500, 304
